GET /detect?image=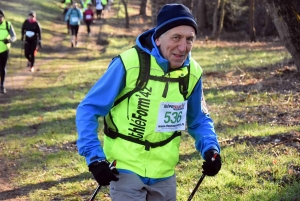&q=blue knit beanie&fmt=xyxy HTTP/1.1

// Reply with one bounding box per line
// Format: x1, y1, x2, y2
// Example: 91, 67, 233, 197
154, 4, 198, 39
